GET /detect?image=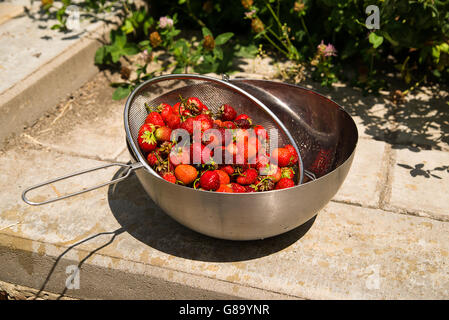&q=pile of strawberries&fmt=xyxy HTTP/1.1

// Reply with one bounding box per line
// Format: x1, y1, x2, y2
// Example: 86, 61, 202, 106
137, 96, 300, 193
